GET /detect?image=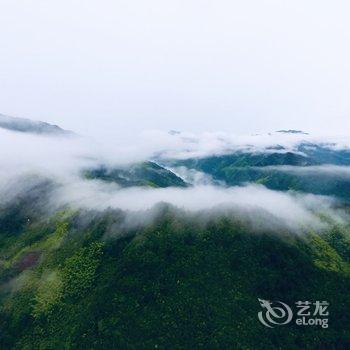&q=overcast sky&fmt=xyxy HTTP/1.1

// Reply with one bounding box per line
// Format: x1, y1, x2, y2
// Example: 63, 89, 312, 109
1, 1, 350, 138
